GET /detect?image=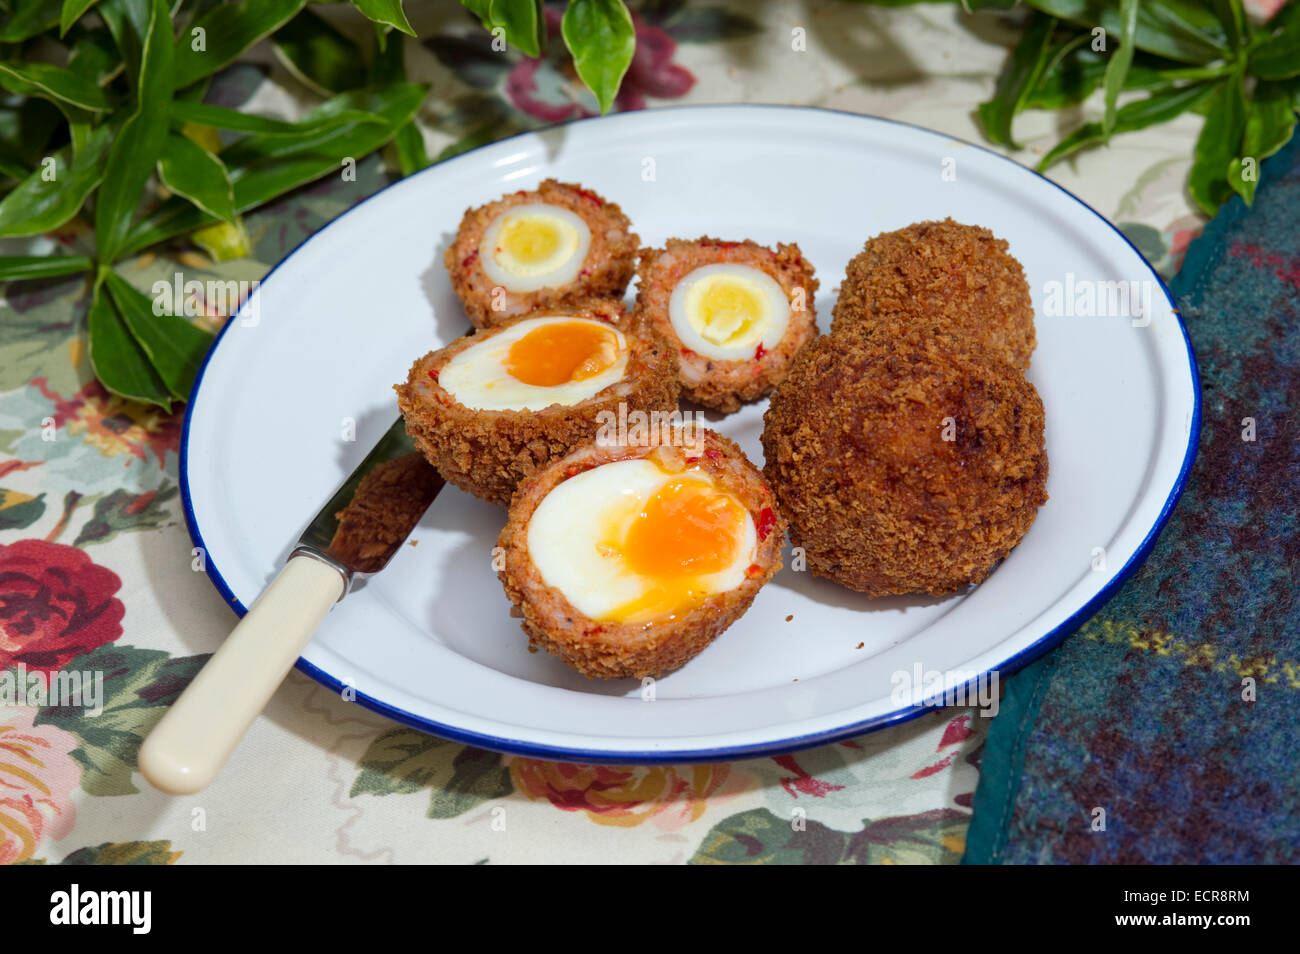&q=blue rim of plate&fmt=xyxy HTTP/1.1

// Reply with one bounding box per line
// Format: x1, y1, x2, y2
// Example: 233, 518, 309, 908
179, 103, 1202, 765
